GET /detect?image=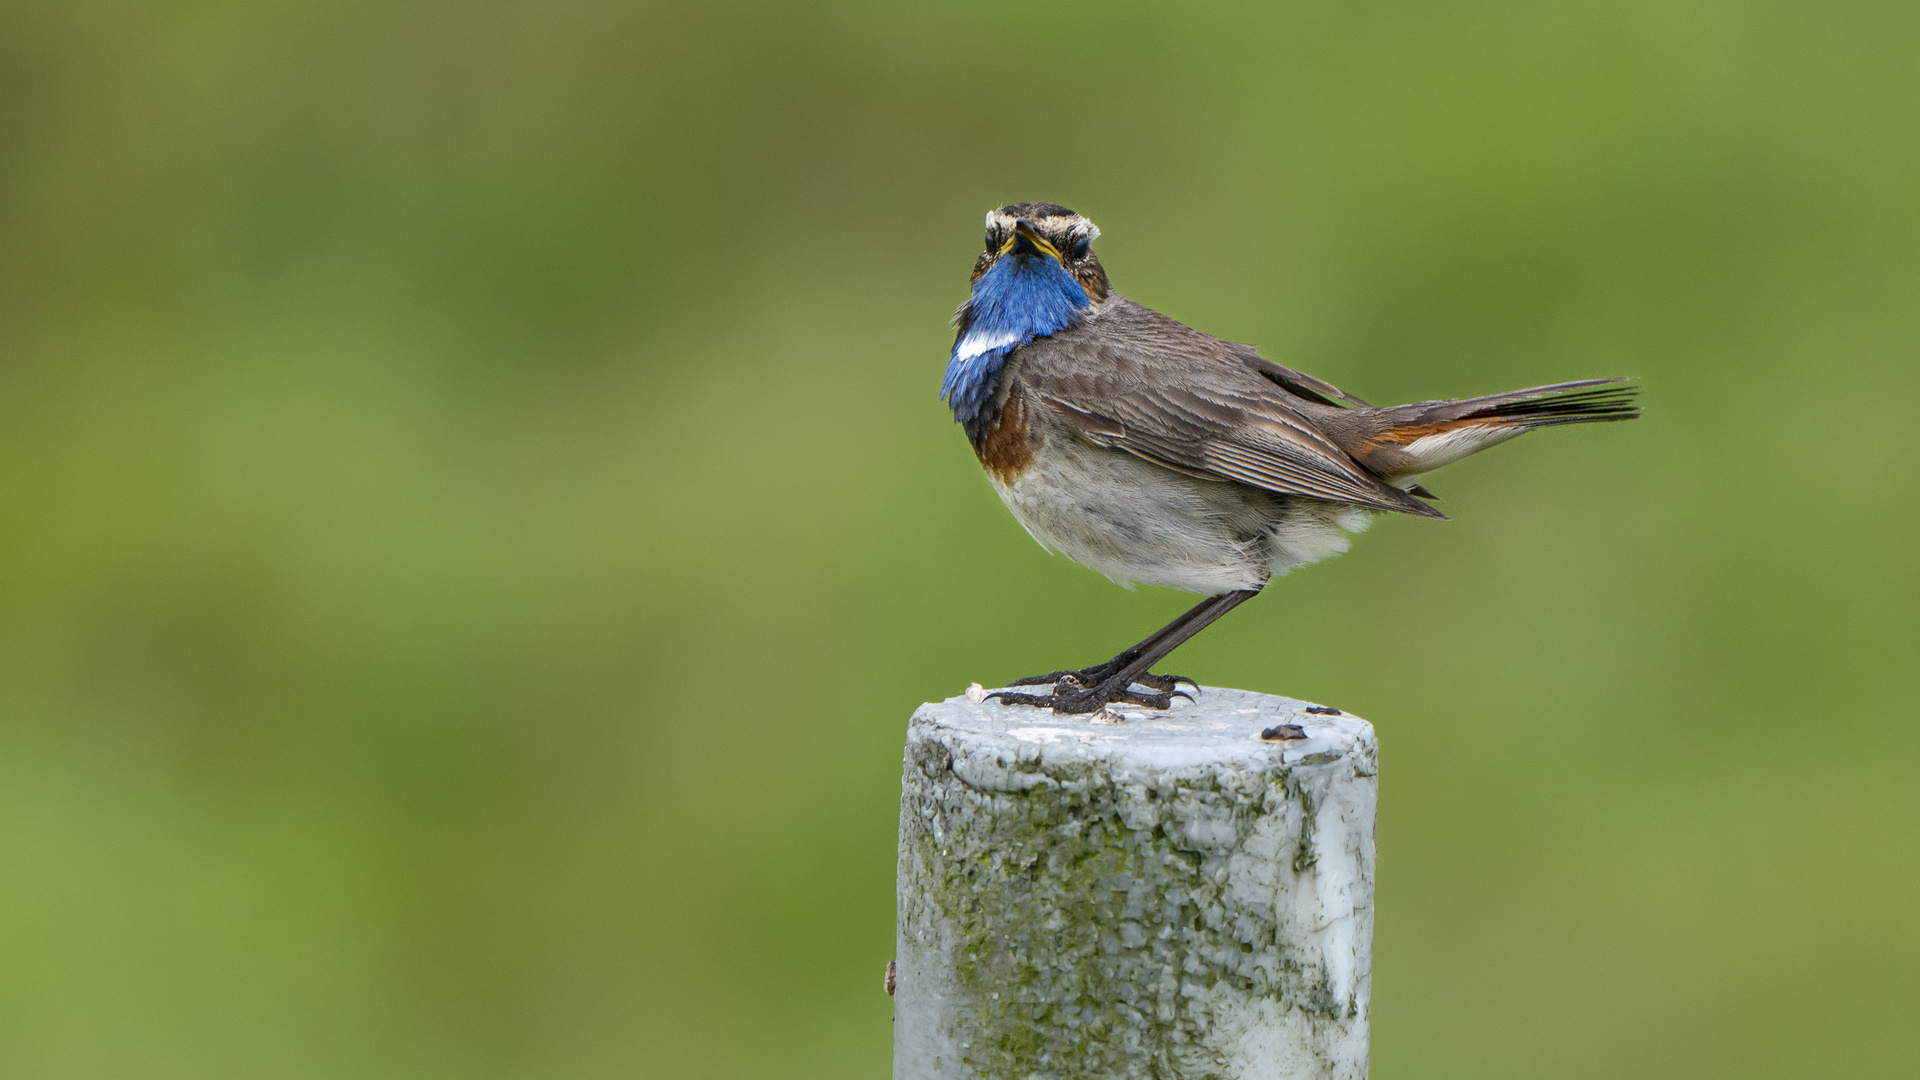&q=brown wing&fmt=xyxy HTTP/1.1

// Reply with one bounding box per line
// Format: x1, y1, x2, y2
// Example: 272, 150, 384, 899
1236, 353, 1374, 409
1018, 299, 1443, 518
